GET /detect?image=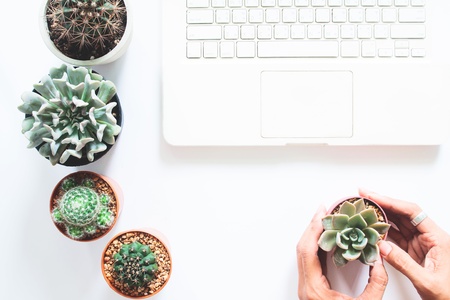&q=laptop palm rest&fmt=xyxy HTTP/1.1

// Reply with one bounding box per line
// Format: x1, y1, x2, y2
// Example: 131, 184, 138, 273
261, 71, 353, 138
